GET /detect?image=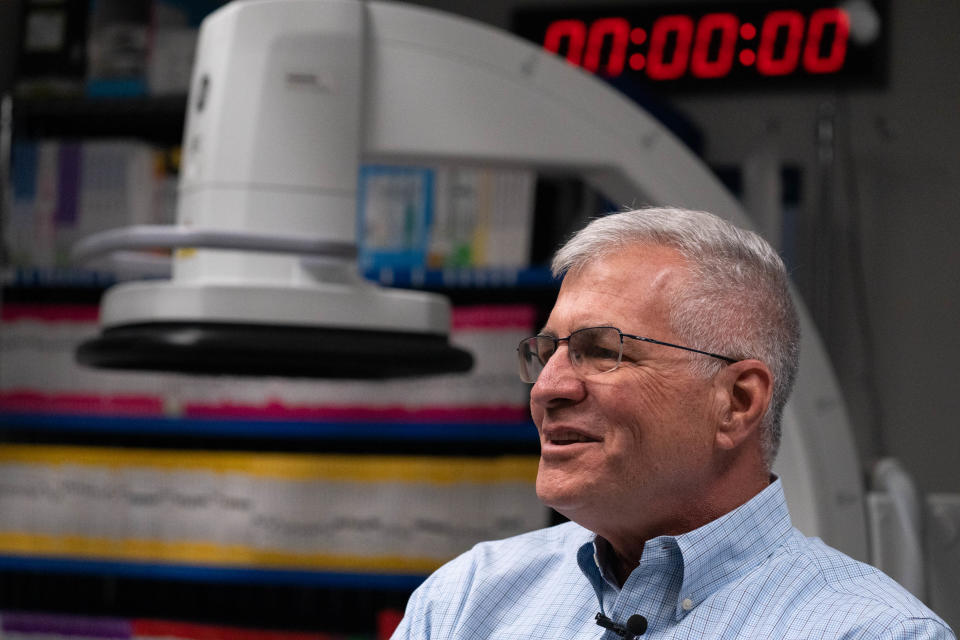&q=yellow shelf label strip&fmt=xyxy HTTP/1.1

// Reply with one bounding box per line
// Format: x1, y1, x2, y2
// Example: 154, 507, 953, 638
0, 444, 538, 484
